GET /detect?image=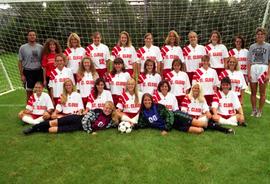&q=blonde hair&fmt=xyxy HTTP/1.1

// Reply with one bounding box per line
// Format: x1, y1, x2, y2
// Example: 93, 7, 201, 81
67, 33, 81, 48
104, 101, 119, 124
188, 31, 198, 38
61, 79, 76, 104
188, 82, 205, 103
77, 57, 98, 80
118, 31, 132, 47
165, 30, 180, 46
126, 78, 139, 105
226, 56, 240, 71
